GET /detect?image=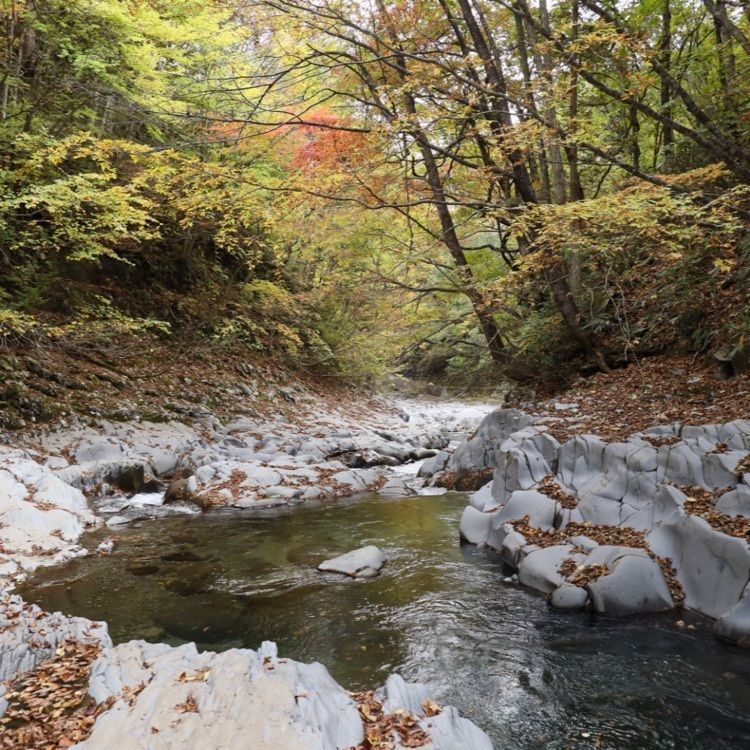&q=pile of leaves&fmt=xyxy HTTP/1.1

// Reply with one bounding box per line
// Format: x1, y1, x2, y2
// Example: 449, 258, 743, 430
348, 690, 441, 750
533, 355, 750, 443
567, 563, 610, 587
536, 475, 578, 509
557, 557, 579, 577
678, 485, 750, 540
0, 640, 114, 749
434, 468, 494, 492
